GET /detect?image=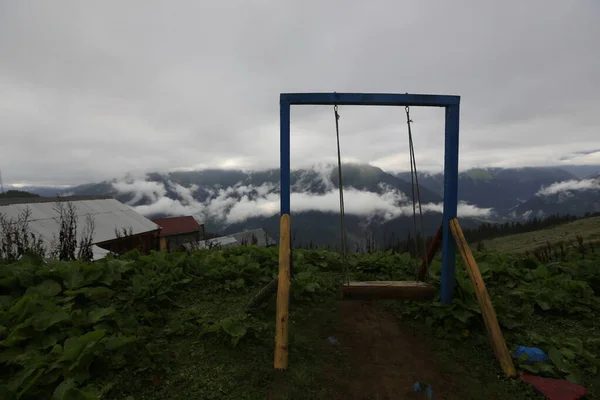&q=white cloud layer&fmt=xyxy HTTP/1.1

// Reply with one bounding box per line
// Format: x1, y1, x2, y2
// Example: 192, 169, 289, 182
536, 179, 600, 196
111, 165, 493, 226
